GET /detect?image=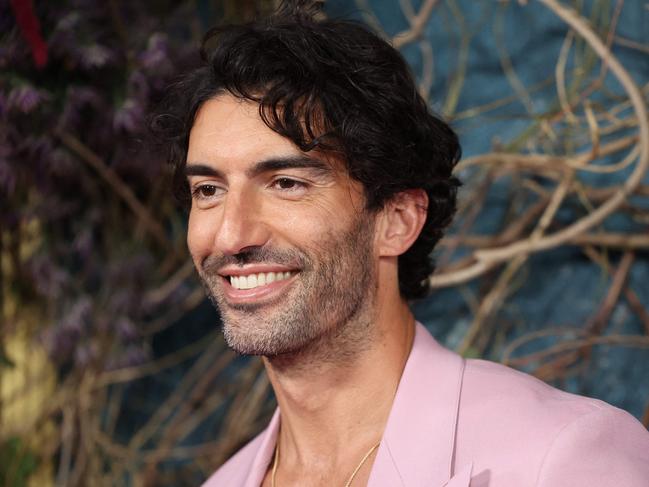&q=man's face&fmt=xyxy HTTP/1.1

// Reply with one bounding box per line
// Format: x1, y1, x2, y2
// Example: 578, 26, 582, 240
186, 94, 378, 357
